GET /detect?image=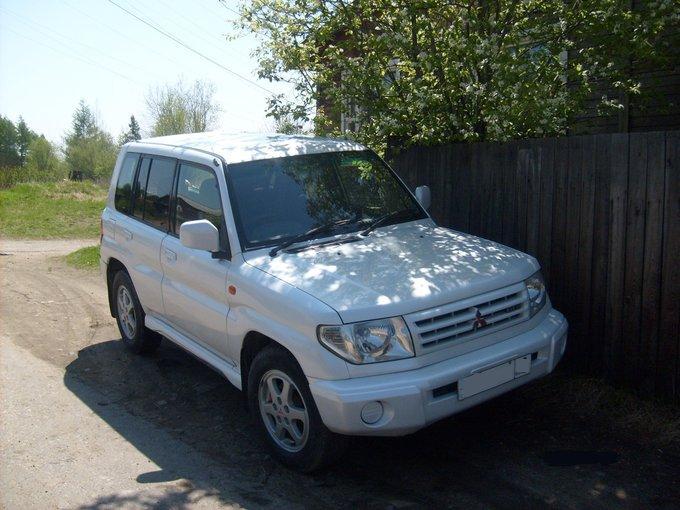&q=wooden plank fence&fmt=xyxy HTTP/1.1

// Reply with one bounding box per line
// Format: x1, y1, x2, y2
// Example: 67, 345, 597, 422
389, 131, 680, 402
